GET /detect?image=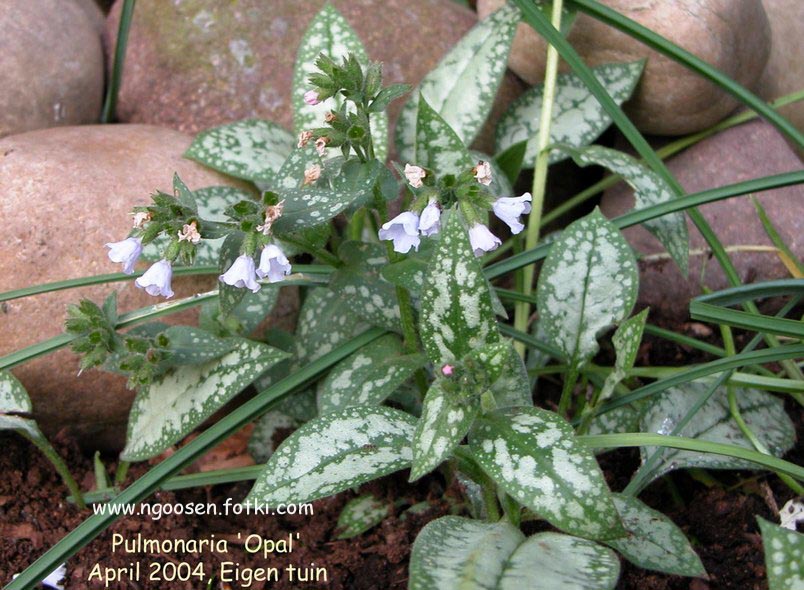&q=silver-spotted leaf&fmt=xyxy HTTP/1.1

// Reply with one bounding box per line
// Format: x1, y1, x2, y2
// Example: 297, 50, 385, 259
336, 495, 389, 539
0, 371, 42, 439
497, 532, 621, 590
496, 61, 644, 165
294, 288, 369, 366
141, 186, 254, 267
758, 517, 804, 590
408, 516, 525, 590
185, 119, 294, 183
317, 334, 425, 414
470, 406, 624, 540
415, 95, 473, 176
420, 209, 500, 365
599, 308, 648, 404
556, 145, 689, 273
396, 4, 519, 161
162, 326, 237, 365
248, 410, 299, 463
272, 144, 324, 191
121, 340, 288, 461
489, 341, 533, 408
292, 4, 388, 160
246, 406, 416, 506
638, 377, 796, 484
536, 208, 638, 377
606, 493, 706, 578
411, 379, 480, 481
